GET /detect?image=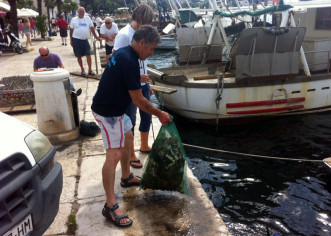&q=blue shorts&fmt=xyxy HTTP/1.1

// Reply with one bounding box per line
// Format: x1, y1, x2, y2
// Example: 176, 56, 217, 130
105, 44, 113, 55
93, 112, 132, 149
72, 38, 91, 58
